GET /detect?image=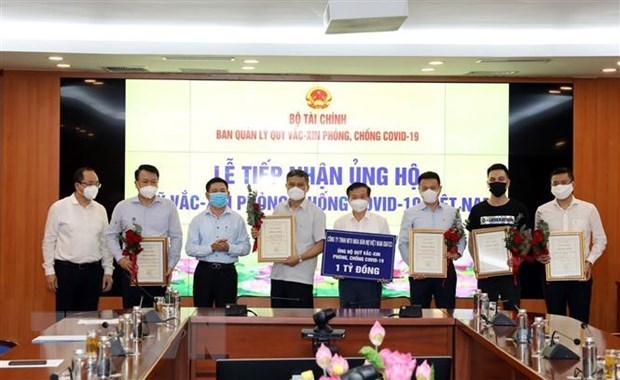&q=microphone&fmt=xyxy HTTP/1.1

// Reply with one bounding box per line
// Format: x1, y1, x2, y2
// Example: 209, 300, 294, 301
343, 298, 384, 308
581, 322, 593, 339
543, 330, 580, 360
